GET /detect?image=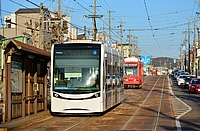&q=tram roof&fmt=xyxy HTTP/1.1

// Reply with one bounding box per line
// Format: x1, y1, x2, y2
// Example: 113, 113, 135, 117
125, 57, 140, 62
